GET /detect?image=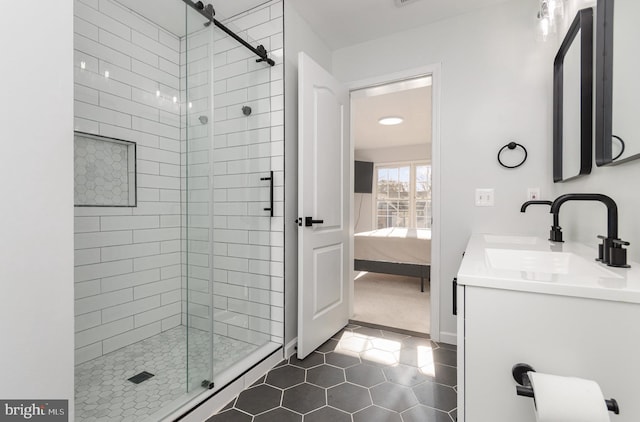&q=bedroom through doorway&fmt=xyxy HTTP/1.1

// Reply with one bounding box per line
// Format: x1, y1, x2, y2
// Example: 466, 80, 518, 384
351, 75, 433, 335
